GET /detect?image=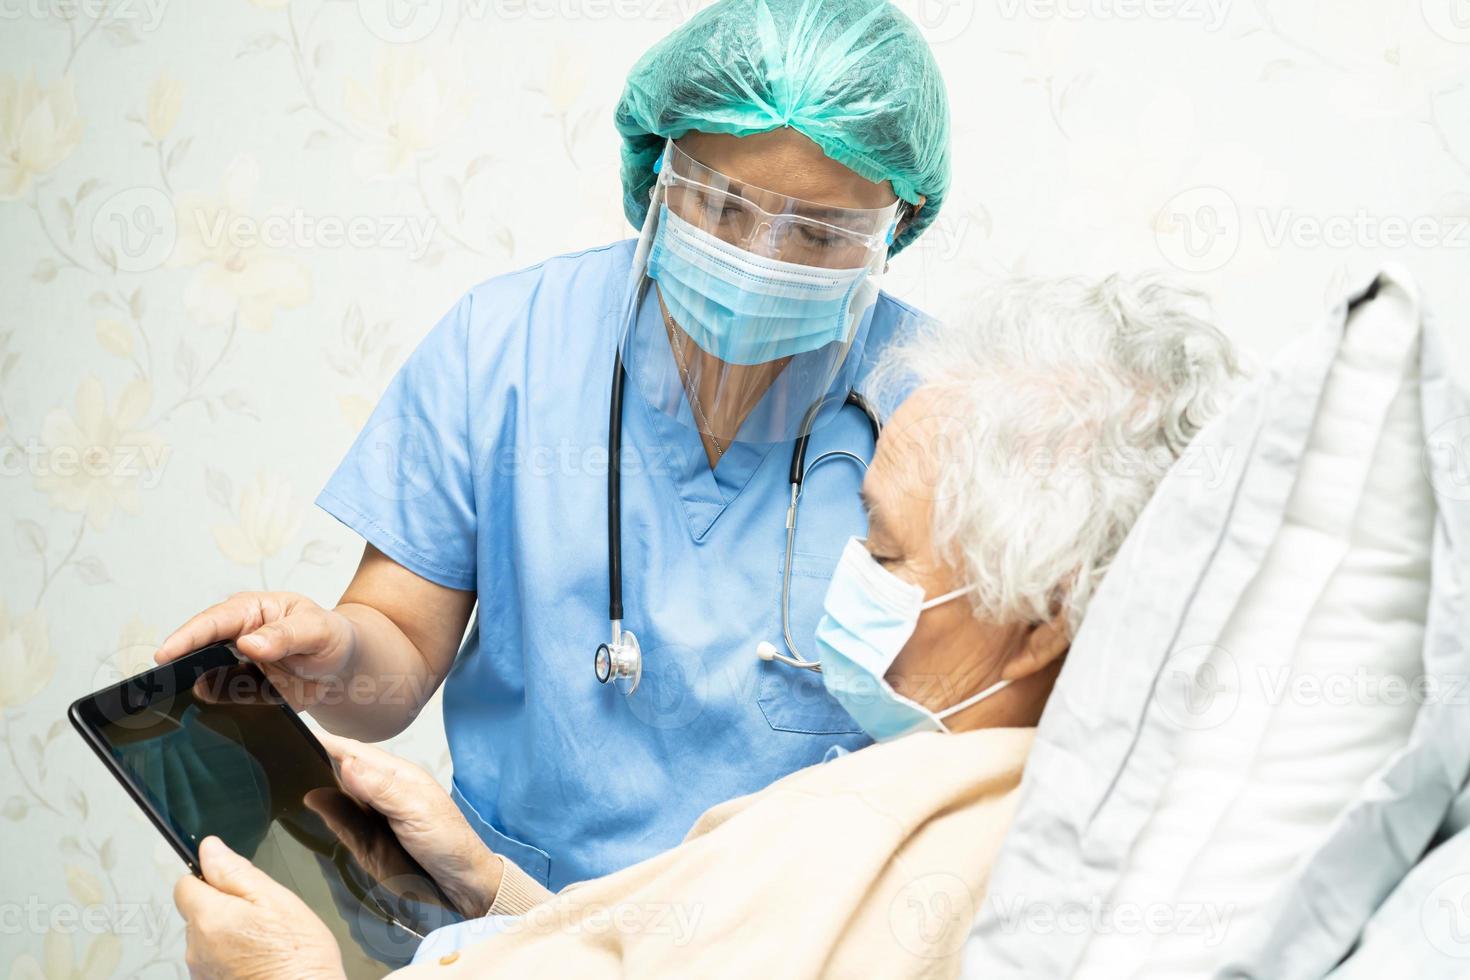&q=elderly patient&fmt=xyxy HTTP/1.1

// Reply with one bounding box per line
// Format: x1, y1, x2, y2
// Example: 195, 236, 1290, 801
175, 274, 1239, 979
